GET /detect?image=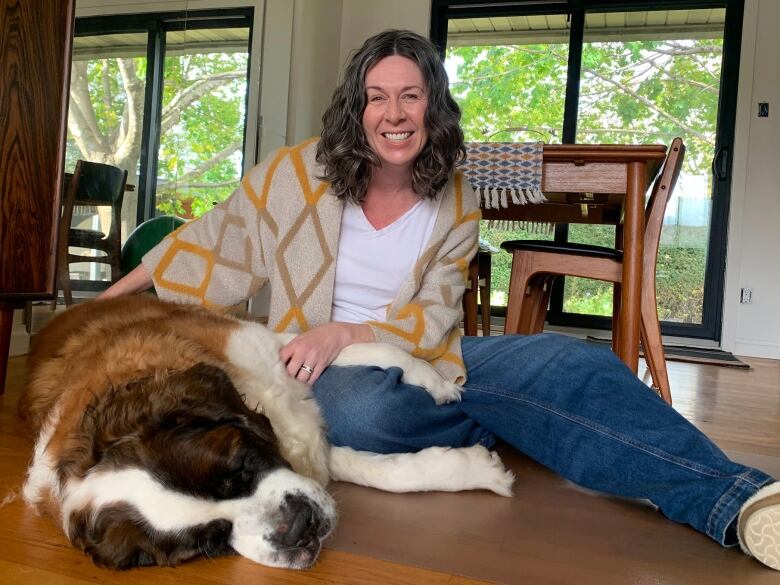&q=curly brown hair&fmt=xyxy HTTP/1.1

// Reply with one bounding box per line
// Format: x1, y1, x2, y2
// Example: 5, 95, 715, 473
316, 30, 465, 203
